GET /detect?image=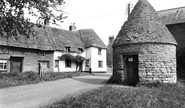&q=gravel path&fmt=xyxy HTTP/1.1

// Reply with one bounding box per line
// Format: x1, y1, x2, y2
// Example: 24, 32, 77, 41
0, 73, 112, 108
